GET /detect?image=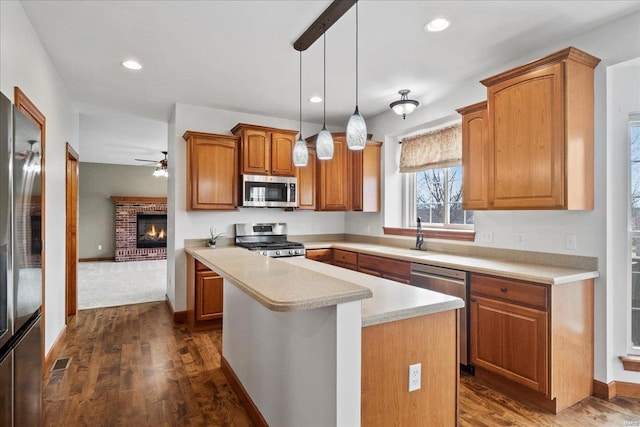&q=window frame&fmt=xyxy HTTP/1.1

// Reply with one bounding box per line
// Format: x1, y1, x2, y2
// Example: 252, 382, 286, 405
628, 113, 640, 355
